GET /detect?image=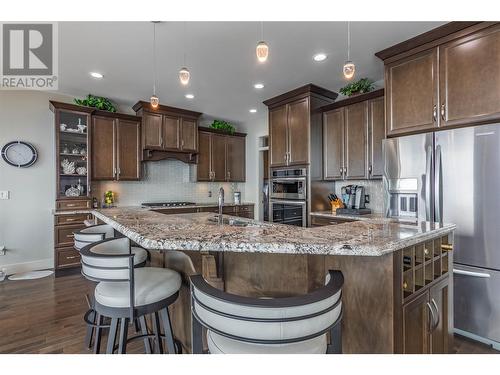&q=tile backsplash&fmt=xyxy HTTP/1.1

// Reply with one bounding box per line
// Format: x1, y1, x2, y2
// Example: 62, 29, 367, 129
92, 159, 245, 206
334, 179, 384, 213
